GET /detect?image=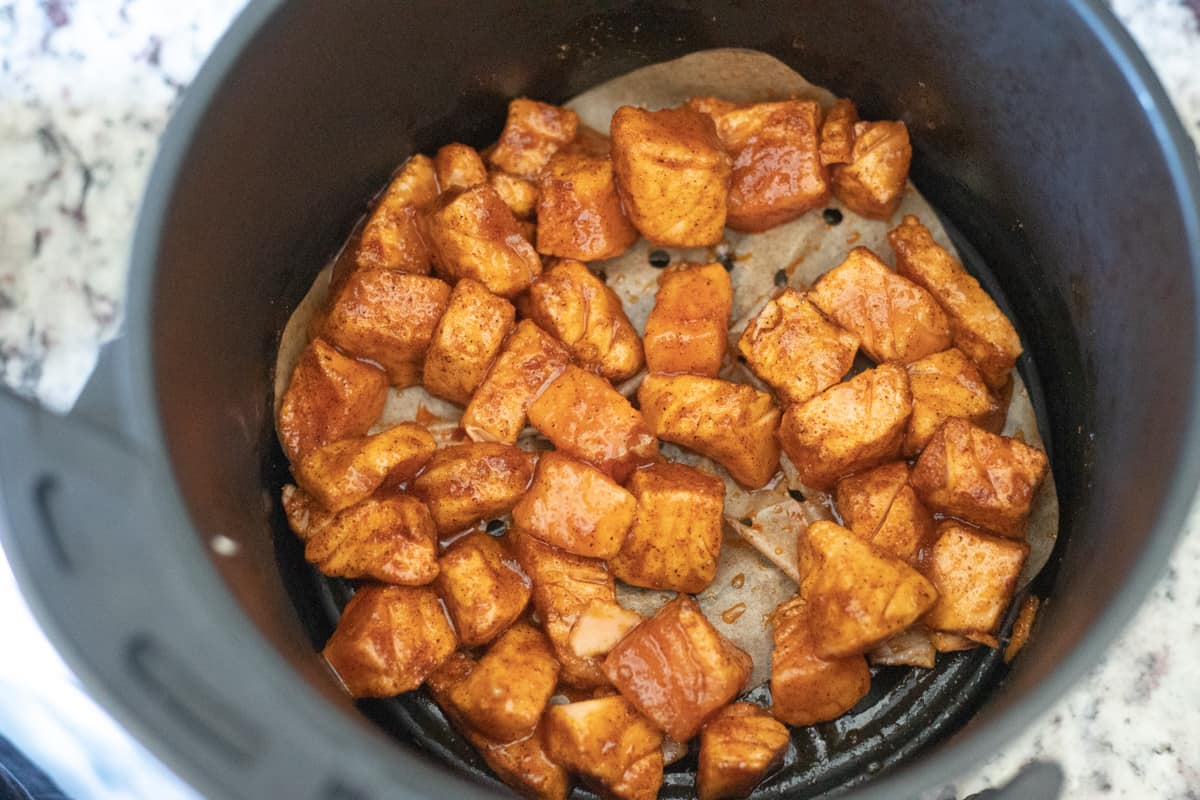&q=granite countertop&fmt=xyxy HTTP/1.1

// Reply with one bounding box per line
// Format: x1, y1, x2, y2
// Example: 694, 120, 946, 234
1, 0, 1198, 798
